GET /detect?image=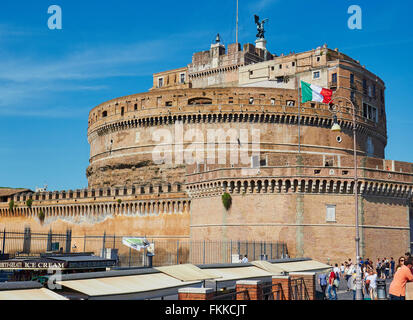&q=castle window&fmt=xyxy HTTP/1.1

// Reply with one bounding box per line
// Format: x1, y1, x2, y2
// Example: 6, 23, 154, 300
249, 70, 253, 75
271, 98, 275, 105
249, 97, 254, 104
121, 107, 124, 116
363, 102, 378, 122
286, 100, 295, 107
134, 103, 138, 110
331, 73, 337, 84
316, 56, 321, 62
326, 205, 336, 222
279, 64, 282, 69
180, 73, 185, 84
292, 61, 296, 67
363, 79, 367, 94
350, 73, 354, 84
165, 101, 172, 106
158, 77, 163, 88
313, 71, 320, 79
271, 66, 274, 71
102, 111, 107, 117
